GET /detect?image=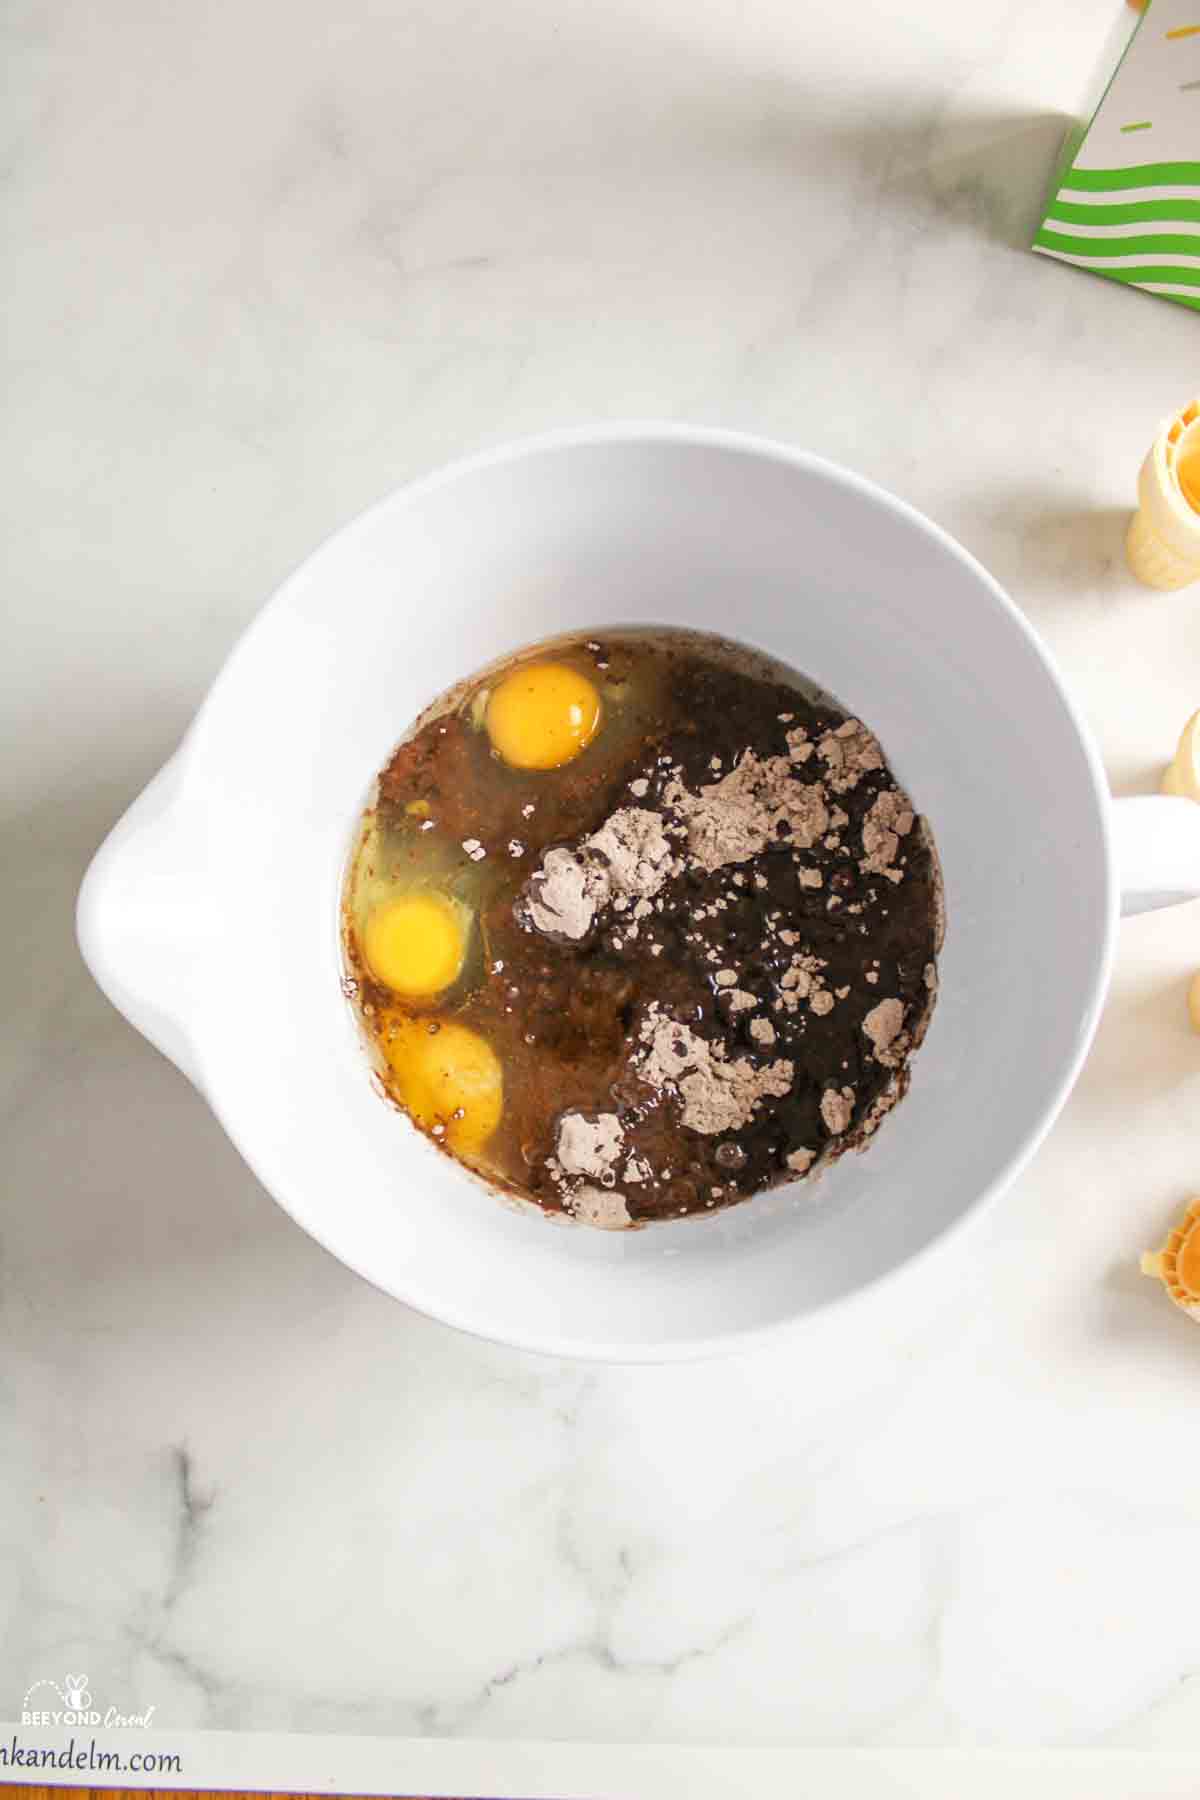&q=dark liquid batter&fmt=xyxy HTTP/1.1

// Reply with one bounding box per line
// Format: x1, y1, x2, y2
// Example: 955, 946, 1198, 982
343, 632, 943, 1226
